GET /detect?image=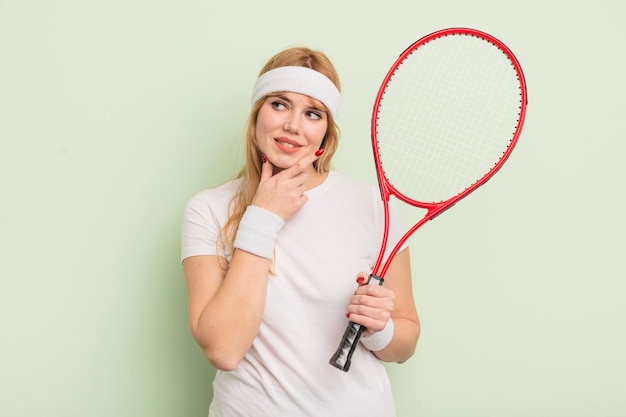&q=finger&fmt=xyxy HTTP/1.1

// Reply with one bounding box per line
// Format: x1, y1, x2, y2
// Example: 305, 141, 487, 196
259, 153, 274, 183
349, 307, 391, 324
346, 307, 390, 332
355, 271, 369, 286
354, 284, 380, 296
282, 149, 324, 178
349, 293, 394, 315
351, 292, 386, 308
